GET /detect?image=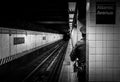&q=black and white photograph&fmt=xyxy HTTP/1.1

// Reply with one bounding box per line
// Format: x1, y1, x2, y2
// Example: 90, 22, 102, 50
0, 0, 120, 82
